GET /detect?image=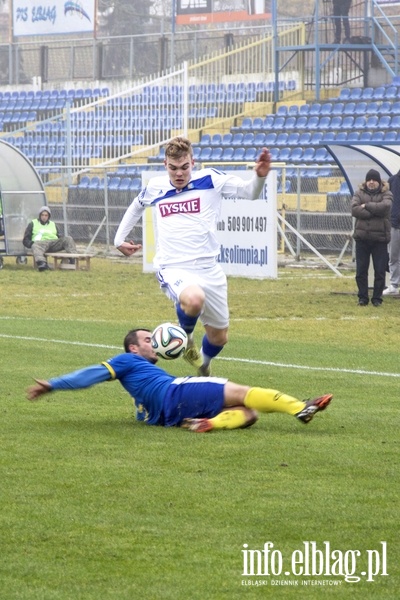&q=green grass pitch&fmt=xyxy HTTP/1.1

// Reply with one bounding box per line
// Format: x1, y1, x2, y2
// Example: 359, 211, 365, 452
0, 257, 398, 599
